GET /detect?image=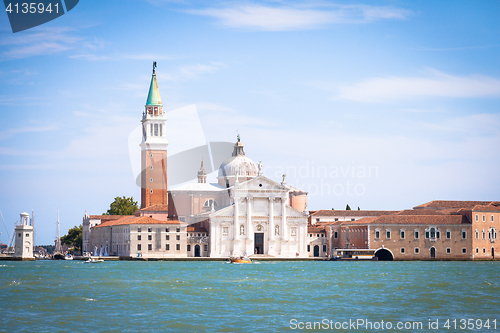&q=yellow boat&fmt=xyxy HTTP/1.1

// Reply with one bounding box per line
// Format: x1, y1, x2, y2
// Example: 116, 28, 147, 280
230, 256, 252, 264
